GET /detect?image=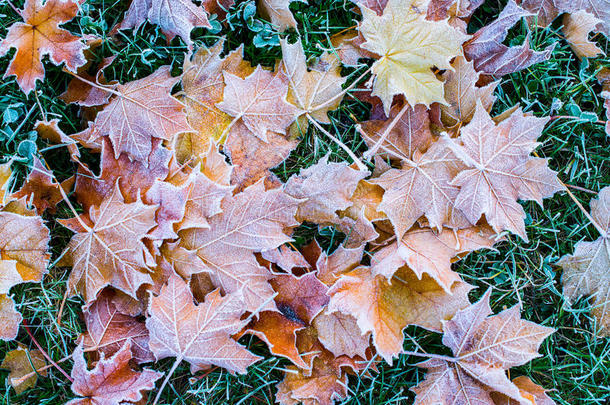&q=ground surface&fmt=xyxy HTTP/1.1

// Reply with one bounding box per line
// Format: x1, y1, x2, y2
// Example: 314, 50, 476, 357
0, 0, 609, 404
